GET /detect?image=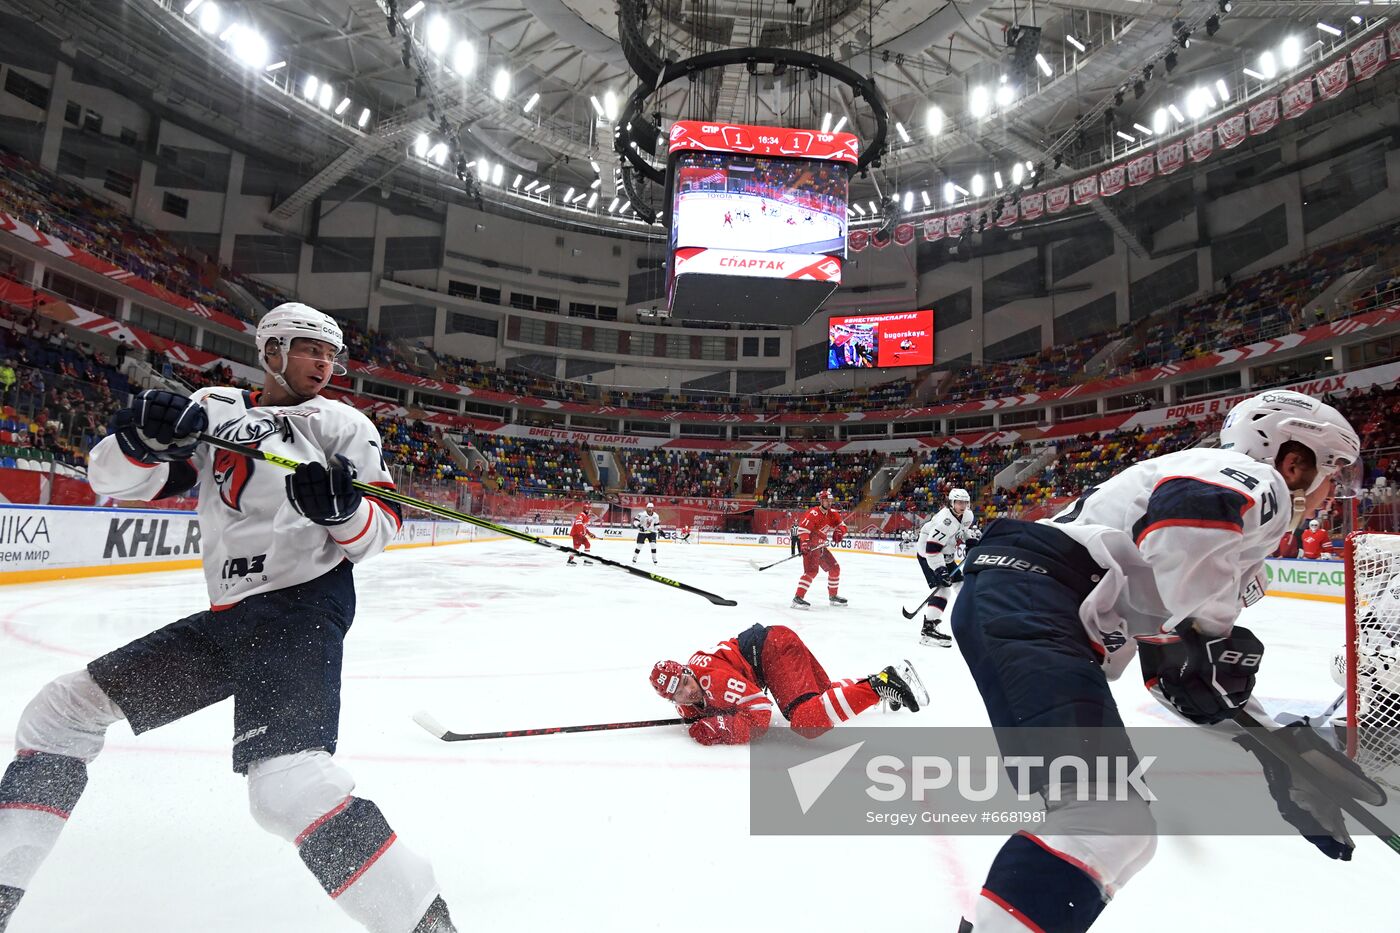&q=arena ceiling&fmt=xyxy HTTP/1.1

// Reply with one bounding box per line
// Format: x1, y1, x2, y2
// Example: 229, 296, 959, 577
0, 0, 1387, 235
